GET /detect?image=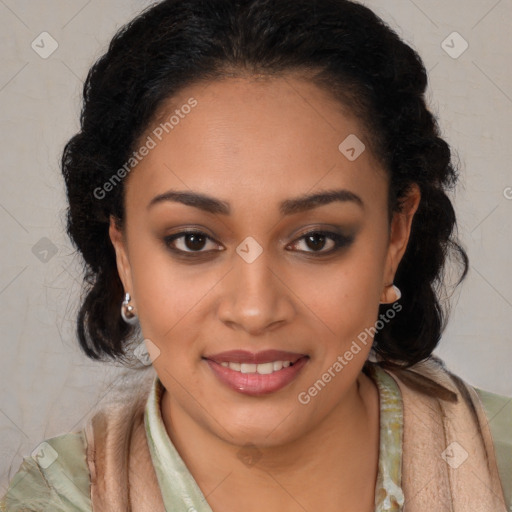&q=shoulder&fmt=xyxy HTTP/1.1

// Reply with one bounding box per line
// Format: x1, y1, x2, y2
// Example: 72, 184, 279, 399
473, 386, 512, 457
0, 430, 91, 512
474, 386, 512, 438
473, 386, 512, 505
378, 358, 512, 508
